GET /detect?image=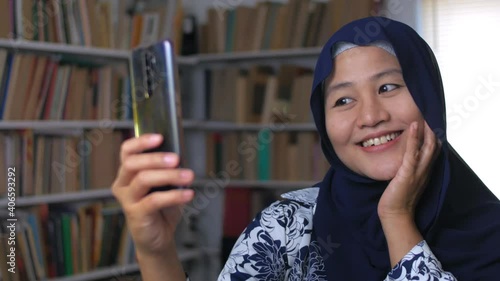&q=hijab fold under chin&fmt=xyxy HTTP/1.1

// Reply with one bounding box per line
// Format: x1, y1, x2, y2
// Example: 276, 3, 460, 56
310, 17, 500, 280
